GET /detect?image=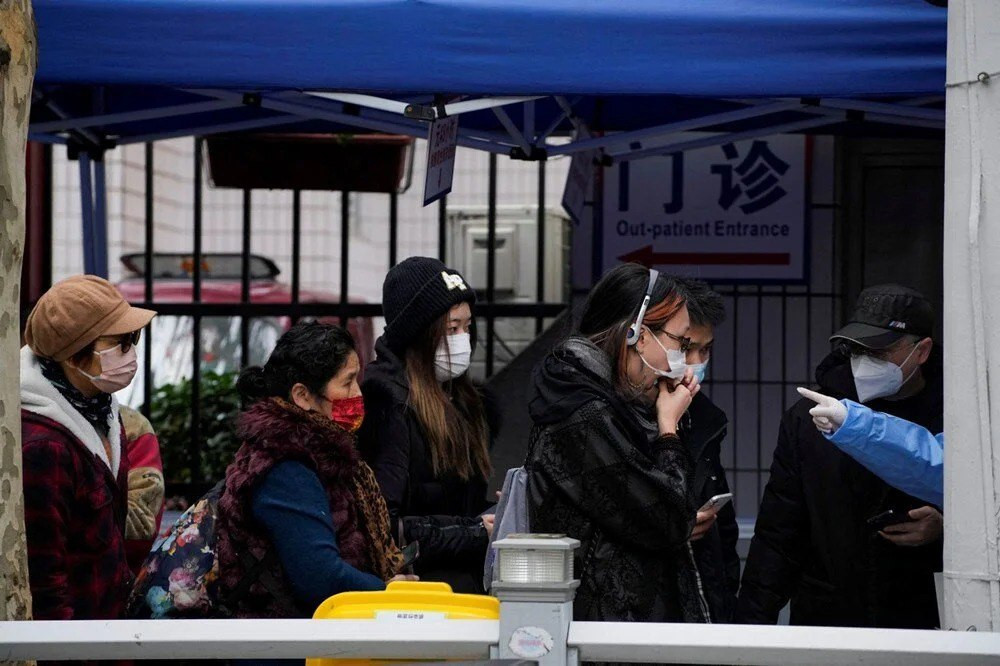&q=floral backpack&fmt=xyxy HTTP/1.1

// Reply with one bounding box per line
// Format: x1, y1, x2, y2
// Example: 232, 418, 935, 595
128, 481, 276, 619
